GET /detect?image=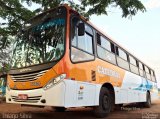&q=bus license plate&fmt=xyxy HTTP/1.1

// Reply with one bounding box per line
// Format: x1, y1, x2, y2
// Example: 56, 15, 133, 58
18, 94, 28, 100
